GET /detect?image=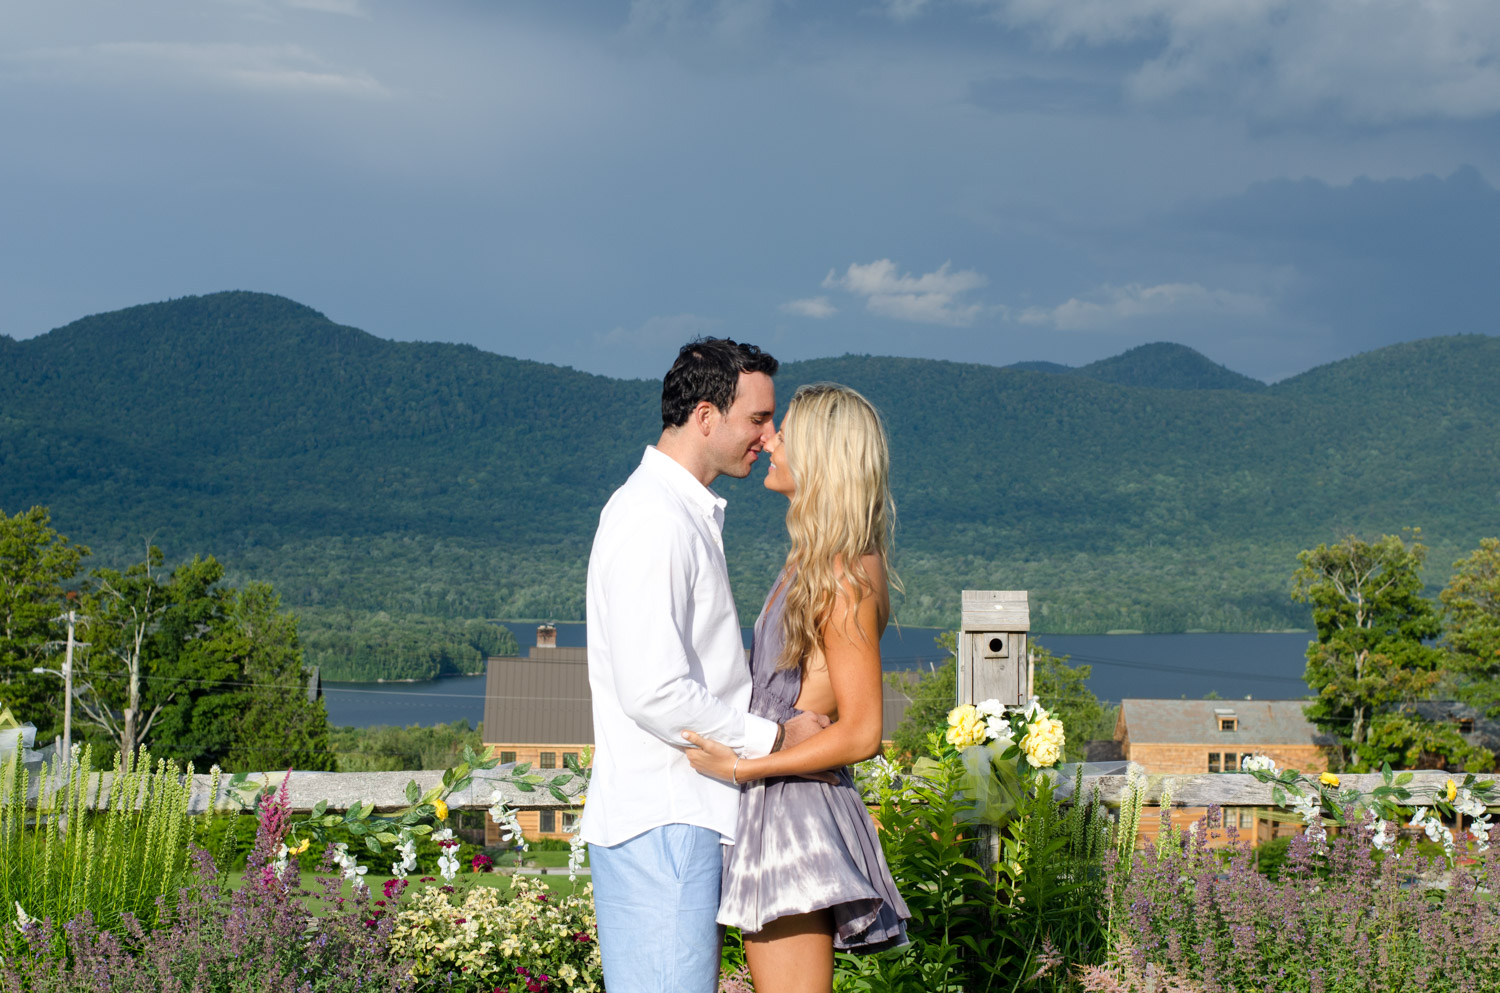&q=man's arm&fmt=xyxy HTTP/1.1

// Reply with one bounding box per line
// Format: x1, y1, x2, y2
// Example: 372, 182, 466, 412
600, 519, 780, 757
